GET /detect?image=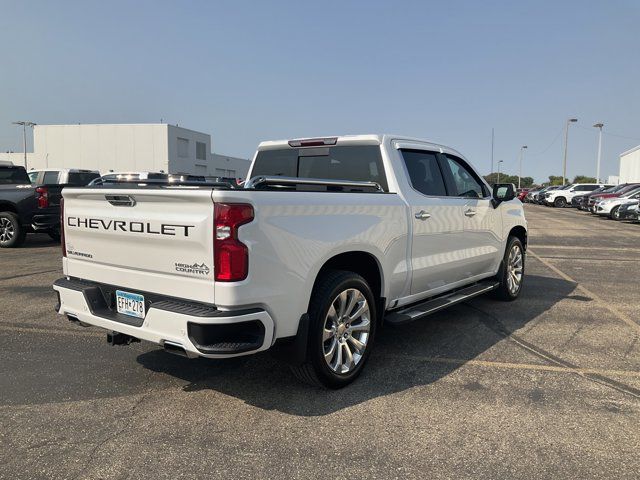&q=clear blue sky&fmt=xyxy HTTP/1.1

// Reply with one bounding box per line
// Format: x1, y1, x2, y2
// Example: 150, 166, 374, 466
1, 0, 639, 183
